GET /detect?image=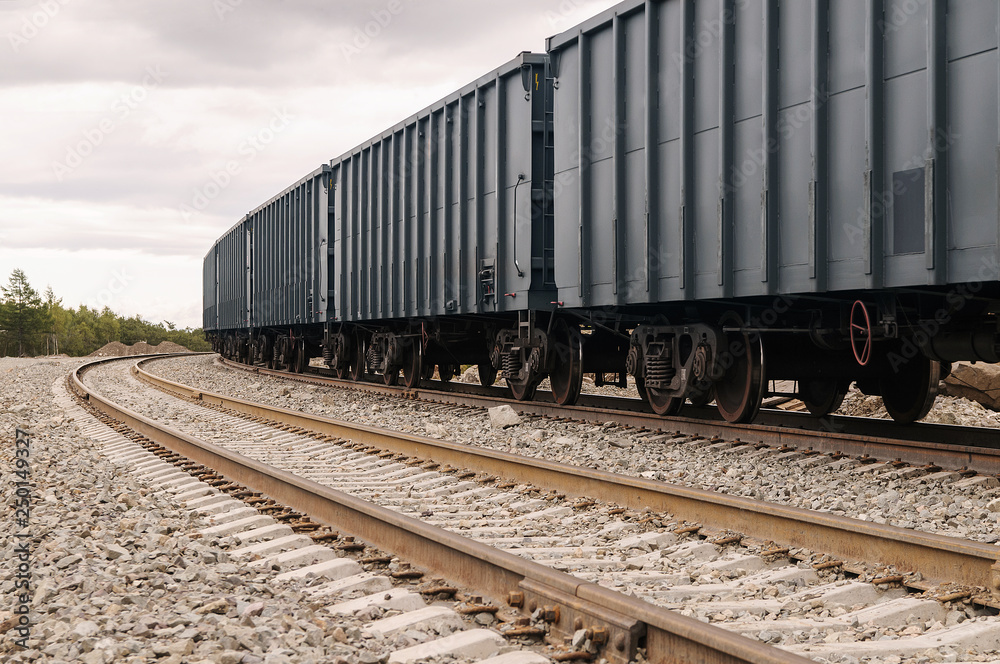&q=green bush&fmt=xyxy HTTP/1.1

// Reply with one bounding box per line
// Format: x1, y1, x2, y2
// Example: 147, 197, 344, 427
0, 269, 210, 357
